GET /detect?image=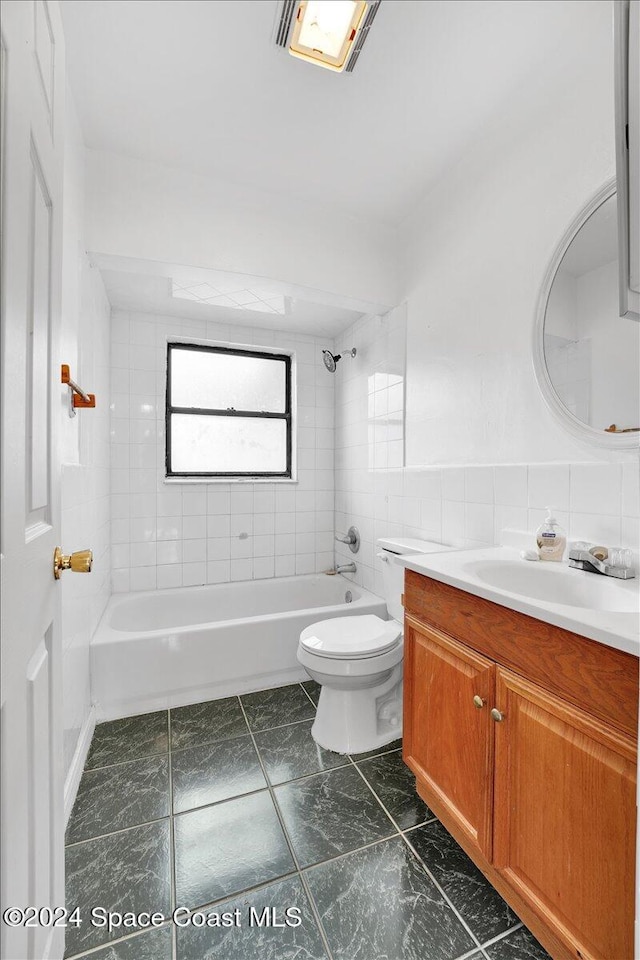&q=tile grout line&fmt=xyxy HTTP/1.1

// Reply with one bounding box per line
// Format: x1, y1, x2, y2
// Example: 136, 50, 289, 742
64, 920, 175, 960
169, 868, 301, 917
237, 695, 336, 960
65, 815, 172, 848
265, 757, 353, 788
167, 708, 178, 960
402, 828, 487, 956
349, 760, 485, 956
451, 947, 492, 960
299, 832, 402, 875
298, 681, 319, 707
478, 921, 525, 952
248, 714, 318, 735
82, 748, 169, 775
